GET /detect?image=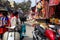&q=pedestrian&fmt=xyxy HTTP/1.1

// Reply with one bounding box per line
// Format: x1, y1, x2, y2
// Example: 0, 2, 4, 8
2, 12, 10, 27
18, 20, 27, 40
17, 8, 27, 24
2, 12, 10, 33
0, 11, 9, 40
9, 10, 20, 28
17, 8, 27, 40
2, 11, 20, 40
0, 13, 3, 40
